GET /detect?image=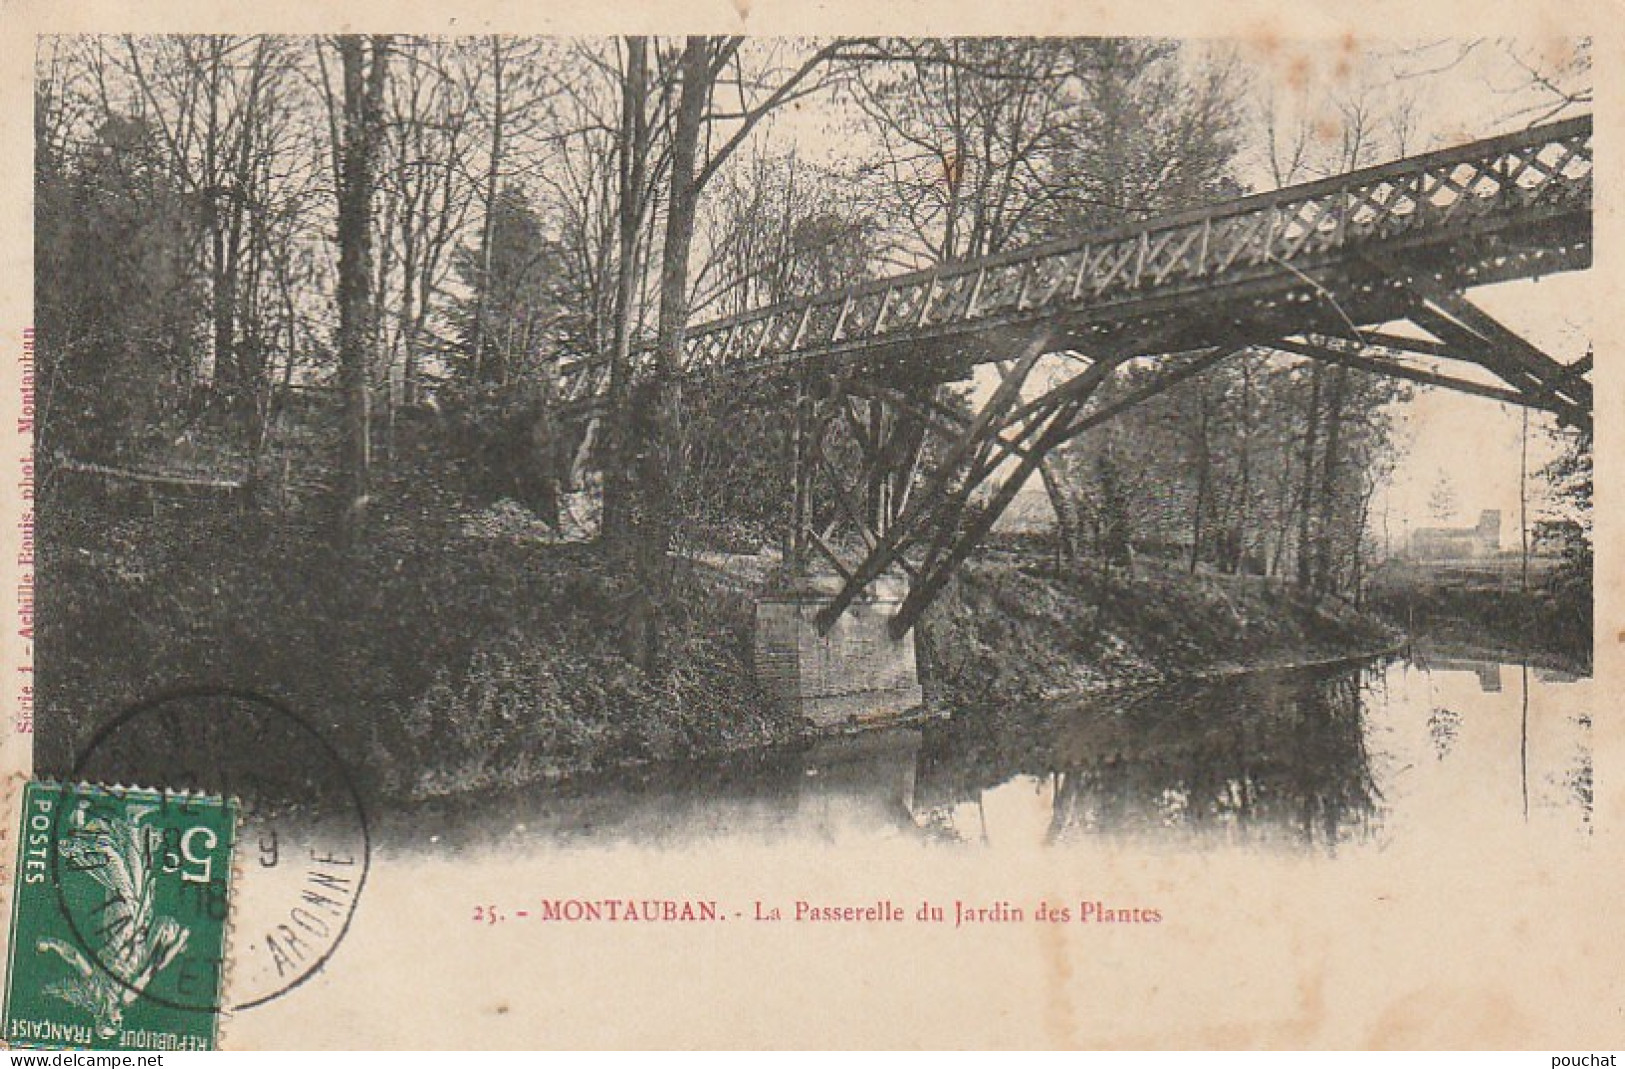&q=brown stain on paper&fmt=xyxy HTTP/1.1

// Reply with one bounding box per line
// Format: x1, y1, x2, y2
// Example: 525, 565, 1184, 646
1332, 32, 1357, 81
1038, 907, 1078, 1047
1367, 987, 1531, 1049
